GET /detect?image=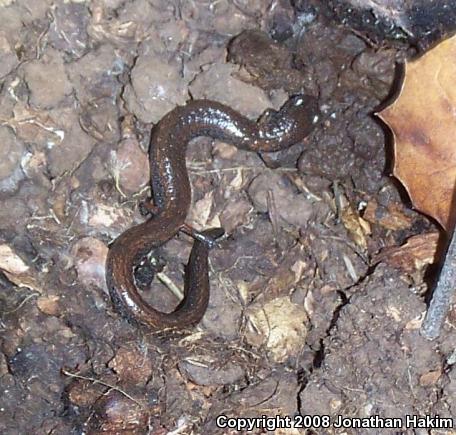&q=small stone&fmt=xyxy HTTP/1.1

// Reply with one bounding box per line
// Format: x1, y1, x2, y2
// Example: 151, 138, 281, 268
108, 344, 154, 386
22, 49, 72, 108
36, 295, 61, 316
114, 137, 149, 194
0, 127, 25, 195
71, 237, 109, 292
